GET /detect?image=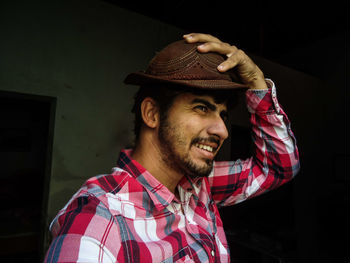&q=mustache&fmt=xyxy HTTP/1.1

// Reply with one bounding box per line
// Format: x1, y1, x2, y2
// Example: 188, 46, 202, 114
191, 137, 220, 148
